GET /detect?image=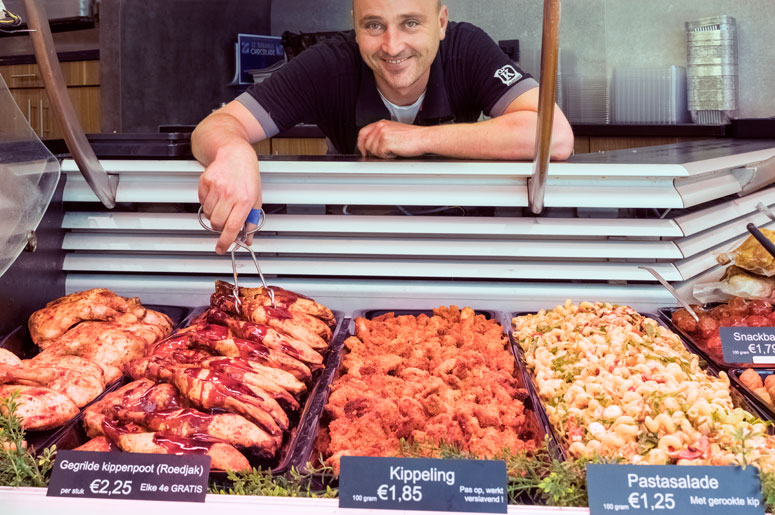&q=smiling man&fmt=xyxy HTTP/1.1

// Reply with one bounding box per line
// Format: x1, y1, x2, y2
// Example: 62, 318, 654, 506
192, 0, 574, 253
